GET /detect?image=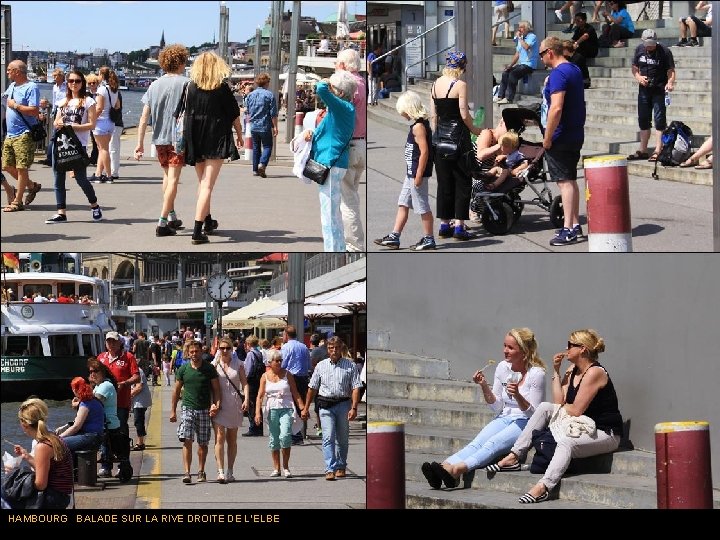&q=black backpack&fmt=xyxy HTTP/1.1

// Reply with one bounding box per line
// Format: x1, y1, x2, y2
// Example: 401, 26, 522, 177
246, 349, 264, 383
653, 121, 693, 179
